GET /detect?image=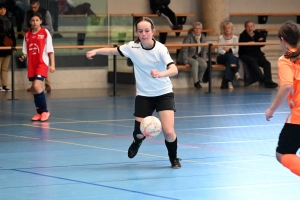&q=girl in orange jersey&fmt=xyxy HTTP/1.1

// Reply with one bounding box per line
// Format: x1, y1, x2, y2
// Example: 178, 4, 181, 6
19, 12, 55, 121
266, 21, 300, 176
